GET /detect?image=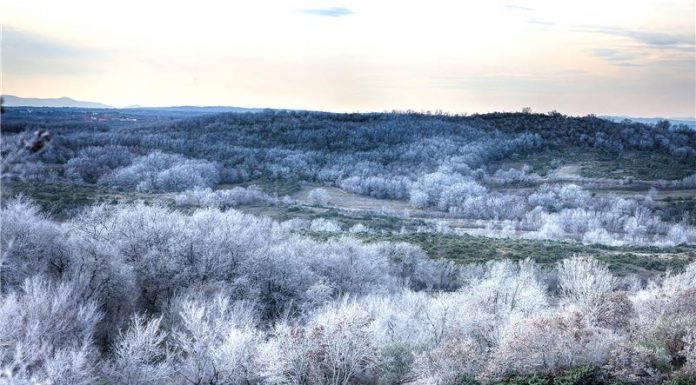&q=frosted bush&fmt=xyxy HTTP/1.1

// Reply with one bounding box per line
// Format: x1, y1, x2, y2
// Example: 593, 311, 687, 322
100, 151, 220, 192
307, 188, 330, 206
174, 186, 276, 208
309, 218, 342, 232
